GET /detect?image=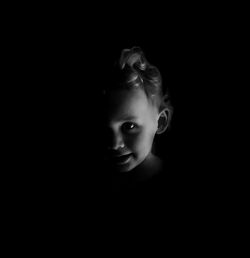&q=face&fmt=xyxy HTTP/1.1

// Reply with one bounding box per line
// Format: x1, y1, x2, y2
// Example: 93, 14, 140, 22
104, 88, 159, 172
